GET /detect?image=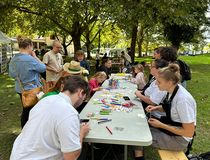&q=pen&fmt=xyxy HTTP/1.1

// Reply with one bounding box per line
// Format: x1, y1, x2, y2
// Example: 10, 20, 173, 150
106, 126, 113, 135
98, 118, 109, 120
98, 119, 112, 124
